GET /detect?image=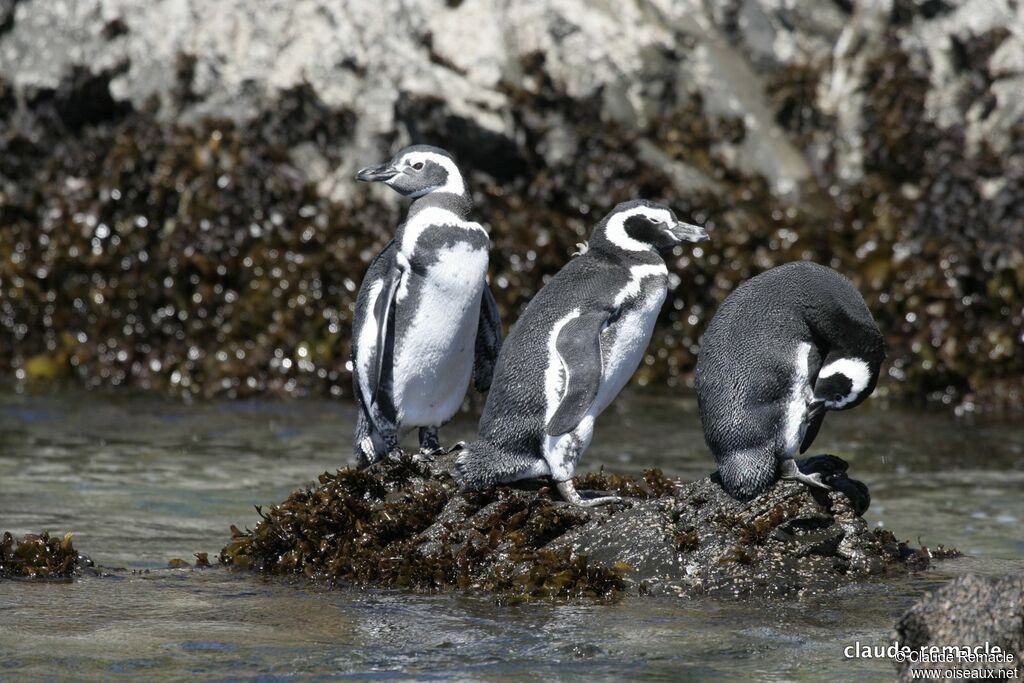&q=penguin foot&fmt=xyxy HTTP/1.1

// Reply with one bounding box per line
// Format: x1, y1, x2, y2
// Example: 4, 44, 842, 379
556, 480, 624, 508
386, 448, 404, 461
780, 458, 832, 491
